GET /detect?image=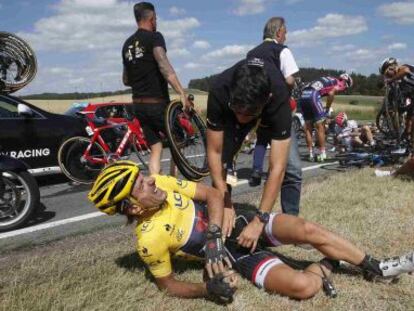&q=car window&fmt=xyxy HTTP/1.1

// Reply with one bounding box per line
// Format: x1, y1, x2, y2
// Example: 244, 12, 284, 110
0, 101, 20, 119
0, 99, 44, 119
